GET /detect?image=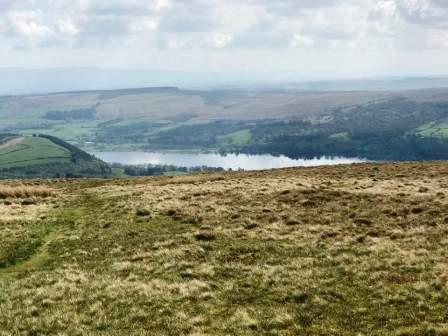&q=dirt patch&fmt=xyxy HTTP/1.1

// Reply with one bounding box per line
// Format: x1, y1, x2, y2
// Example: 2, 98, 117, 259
0, 137, 24, 150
